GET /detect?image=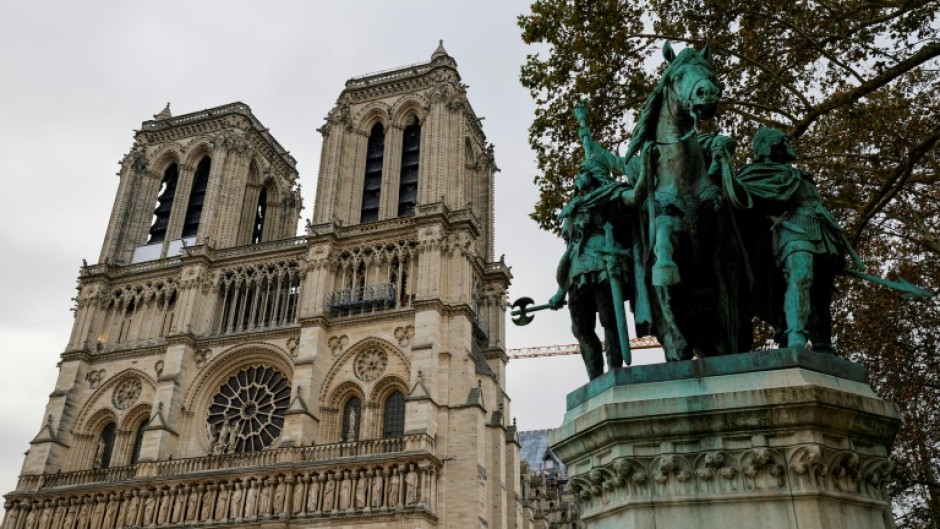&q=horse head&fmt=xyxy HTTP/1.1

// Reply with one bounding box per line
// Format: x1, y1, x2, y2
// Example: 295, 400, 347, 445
662, 42, 721, 122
